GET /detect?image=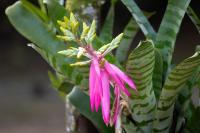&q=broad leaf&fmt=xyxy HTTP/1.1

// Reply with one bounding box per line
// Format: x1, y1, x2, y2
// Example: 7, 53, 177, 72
6, 1, 87, 87
126, 40, 156, 132
68, 87, 114, 133
153, 51, 200, 132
